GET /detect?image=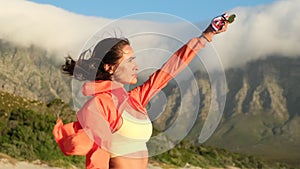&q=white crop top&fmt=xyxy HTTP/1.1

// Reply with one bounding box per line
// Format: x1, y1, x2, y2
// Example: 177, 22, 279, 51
110, 110, 153, 157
